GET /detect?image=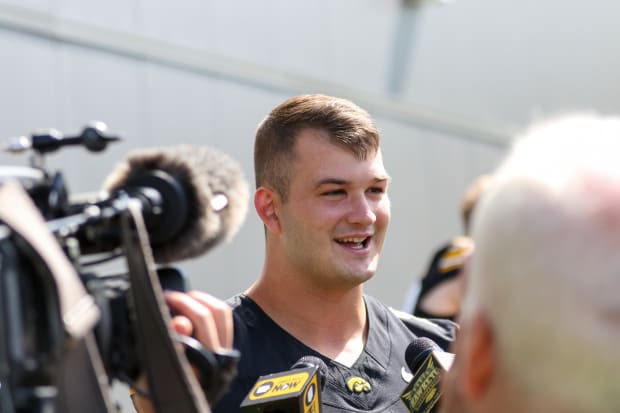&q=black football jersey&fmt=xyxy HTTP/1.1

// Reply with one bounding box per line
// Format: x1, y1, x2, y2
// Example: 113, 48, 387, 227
214, 294, 456, 413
